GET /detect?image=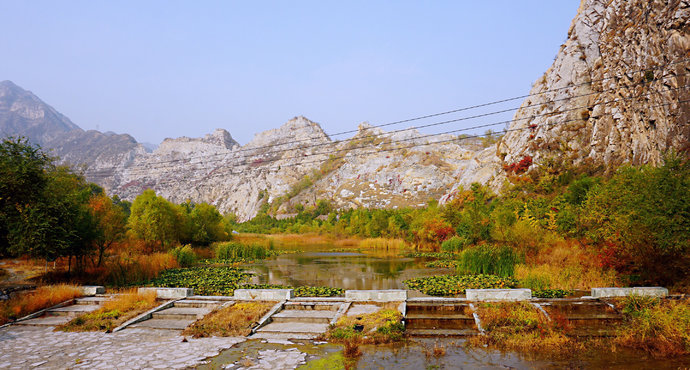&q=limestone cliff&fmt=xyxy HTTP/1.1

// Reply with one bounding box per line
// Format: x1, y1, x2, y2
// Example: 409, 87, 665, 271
498, 0, 690, 170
